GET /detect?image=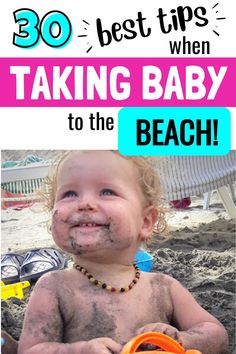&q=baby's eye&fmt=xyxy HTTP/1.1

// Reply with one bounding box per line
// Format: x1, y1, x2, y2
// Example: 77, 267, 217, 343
62, 190, 77, 198
100, 189, 116, 196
